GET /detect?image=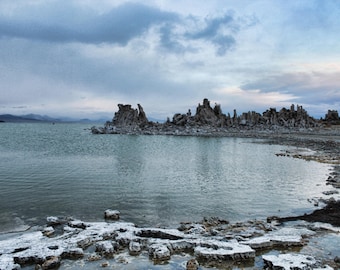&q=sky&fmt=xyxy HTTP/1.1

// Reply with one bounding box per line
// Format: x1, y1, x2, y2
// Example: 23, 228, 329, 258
1, 0, 340, 120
